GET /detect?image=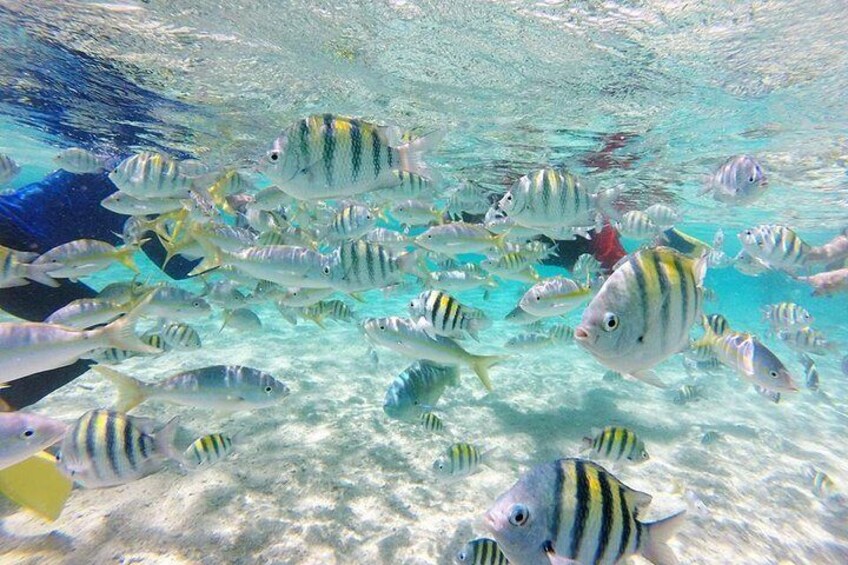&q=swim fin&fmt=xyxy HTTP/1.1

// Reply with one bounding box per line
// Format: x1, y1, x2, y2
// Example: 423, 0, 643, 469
0, 451, 72, 521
